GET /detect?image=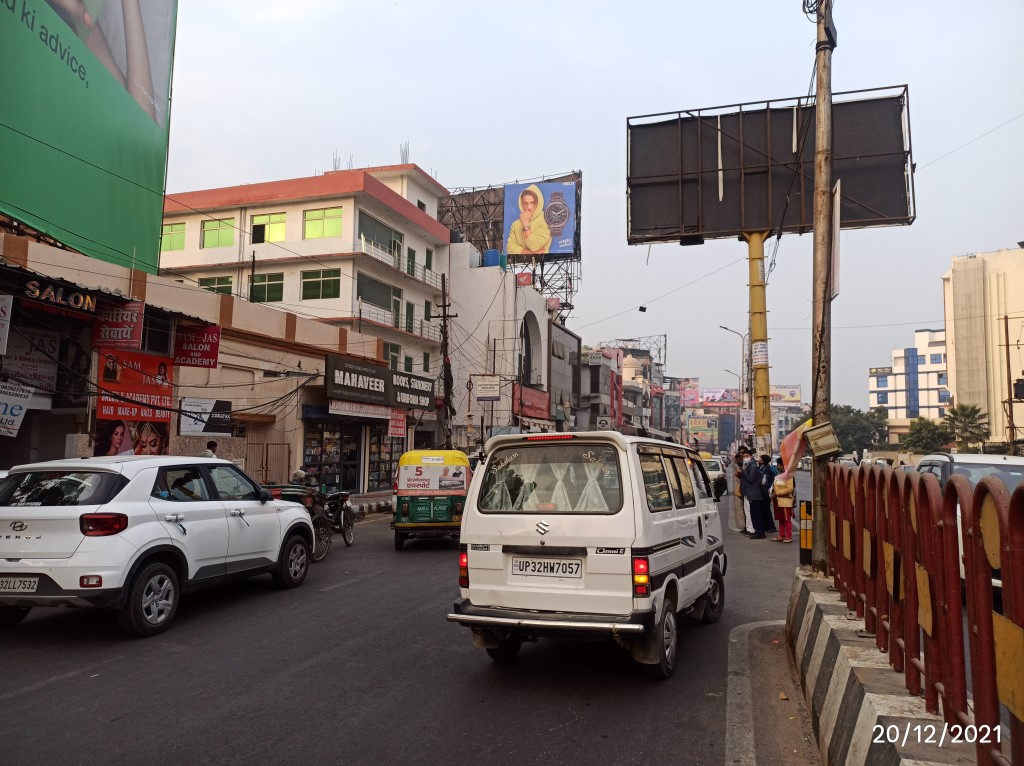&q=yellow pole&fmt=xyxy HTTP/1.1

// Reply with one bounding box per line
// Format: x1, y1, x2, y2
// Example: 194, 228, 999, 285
744, 230, 772, 454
